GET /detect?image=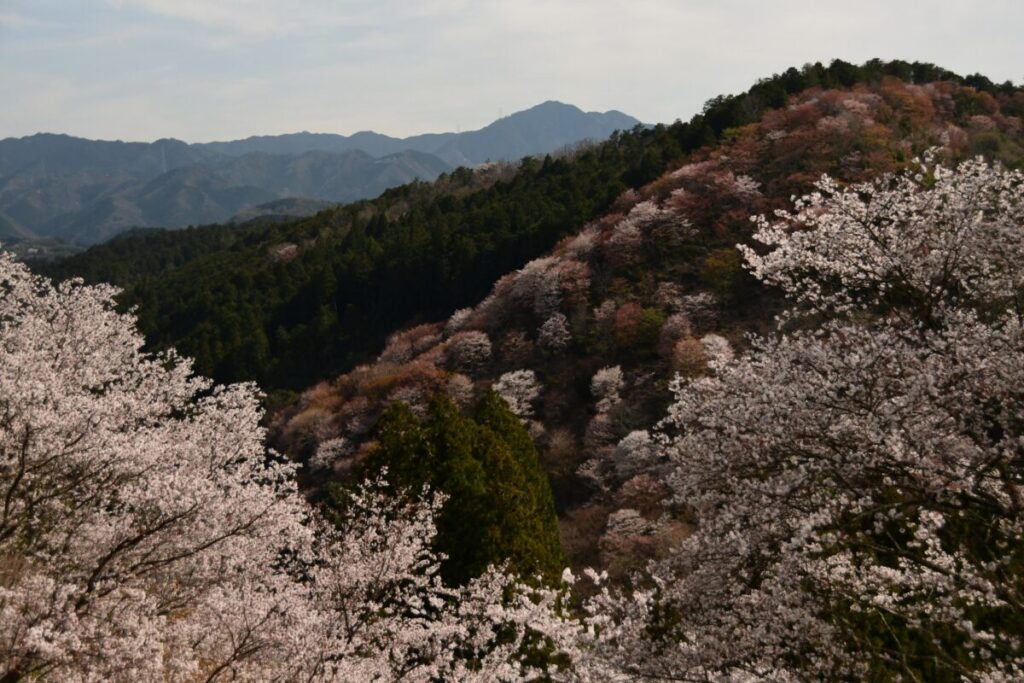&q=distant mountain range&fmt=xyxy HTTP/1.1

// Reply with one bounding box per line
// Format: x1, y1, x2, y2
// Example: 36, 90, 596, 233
0, 101, 639, 245
197, 103, 639, 167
